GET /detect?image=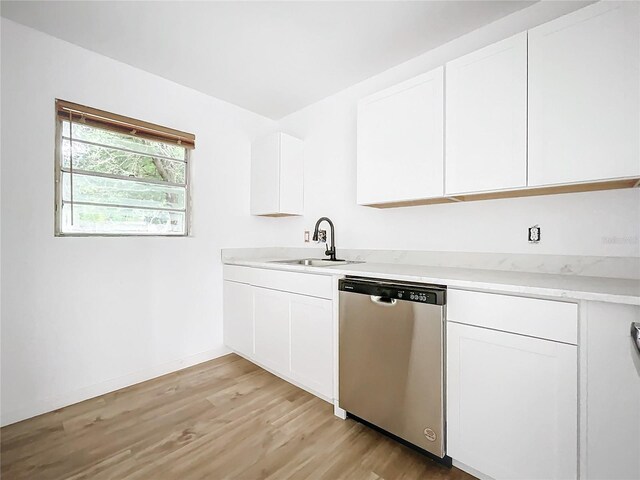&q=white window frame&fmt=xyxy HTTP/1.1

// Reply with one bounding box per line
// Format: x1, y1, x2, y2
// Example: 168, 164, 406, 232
54, 116, 191, 237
